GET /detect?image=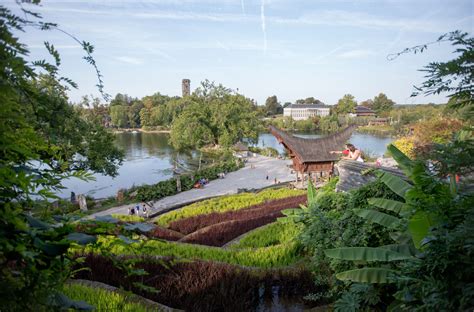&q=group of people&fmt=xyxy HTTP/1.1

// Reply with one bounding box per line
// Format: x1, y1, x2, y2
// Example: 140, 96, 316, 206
194, 178, 209, 189
129, 202, 149, 216
331, 143, 364, 162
